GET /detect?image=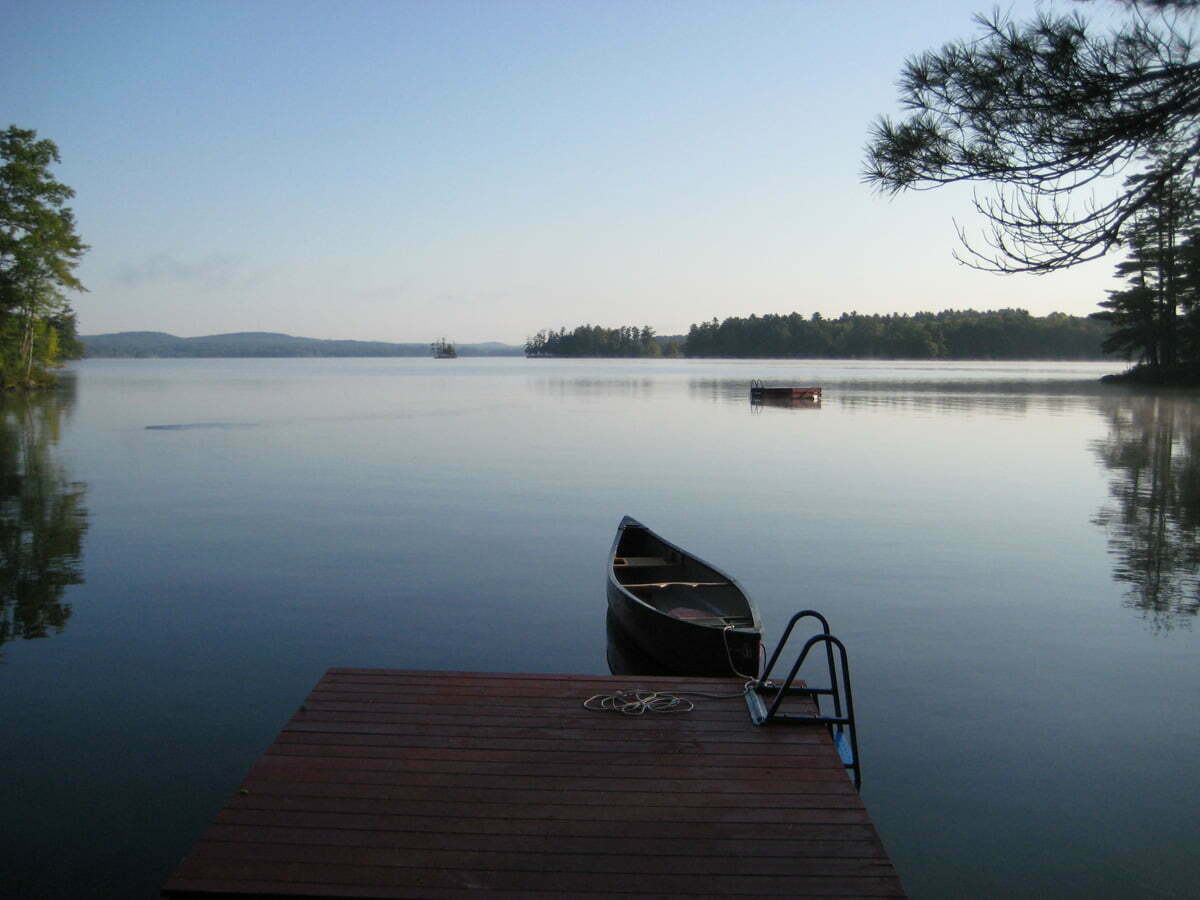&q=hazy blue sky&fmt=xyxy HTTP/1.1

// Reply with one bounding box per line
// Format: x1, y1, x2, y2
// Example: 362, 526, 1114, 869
7, 0, 1123, 342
